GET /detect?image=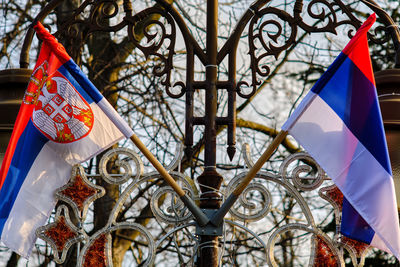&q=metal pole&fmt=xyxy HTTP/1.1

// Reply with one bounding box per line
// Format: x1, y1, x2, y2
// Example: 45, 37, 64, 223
196, 0, 222, 266
204, 0, 218, 170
